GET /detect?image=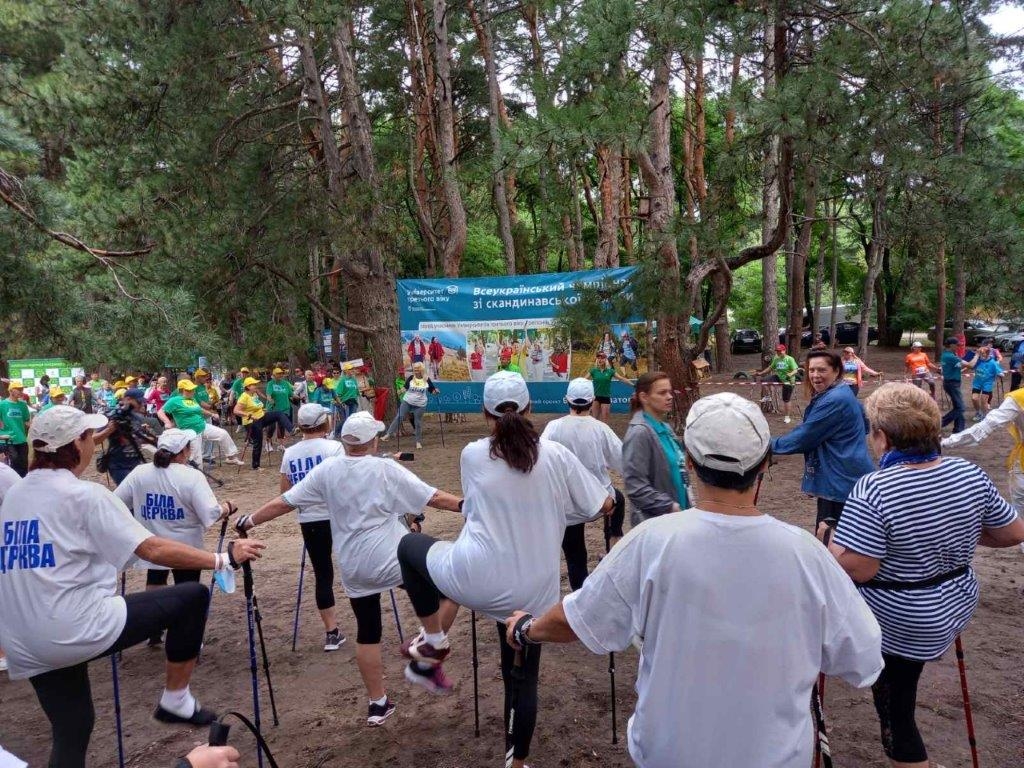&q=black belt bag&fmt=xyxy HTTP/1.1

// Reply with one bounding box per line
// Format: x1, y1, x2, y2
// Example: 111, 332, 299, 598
864, 565, 969, 591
